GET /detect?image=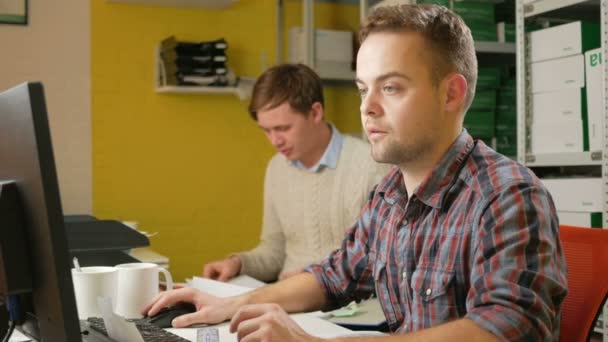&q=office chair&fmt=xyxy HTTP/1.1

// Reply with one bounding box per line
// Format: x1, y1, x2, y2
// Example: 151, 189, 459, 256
559, 225, 608, 342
